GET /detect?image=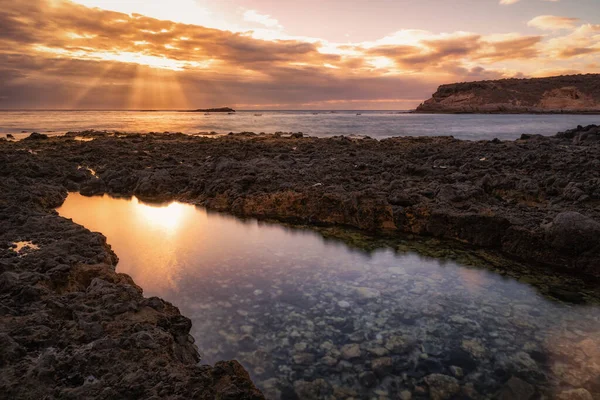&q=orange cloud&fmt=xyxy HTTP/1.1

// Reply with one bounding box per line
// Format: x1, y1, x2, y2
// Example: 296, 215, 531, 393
528, 15, 580, 31
544, 24, 600, 59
